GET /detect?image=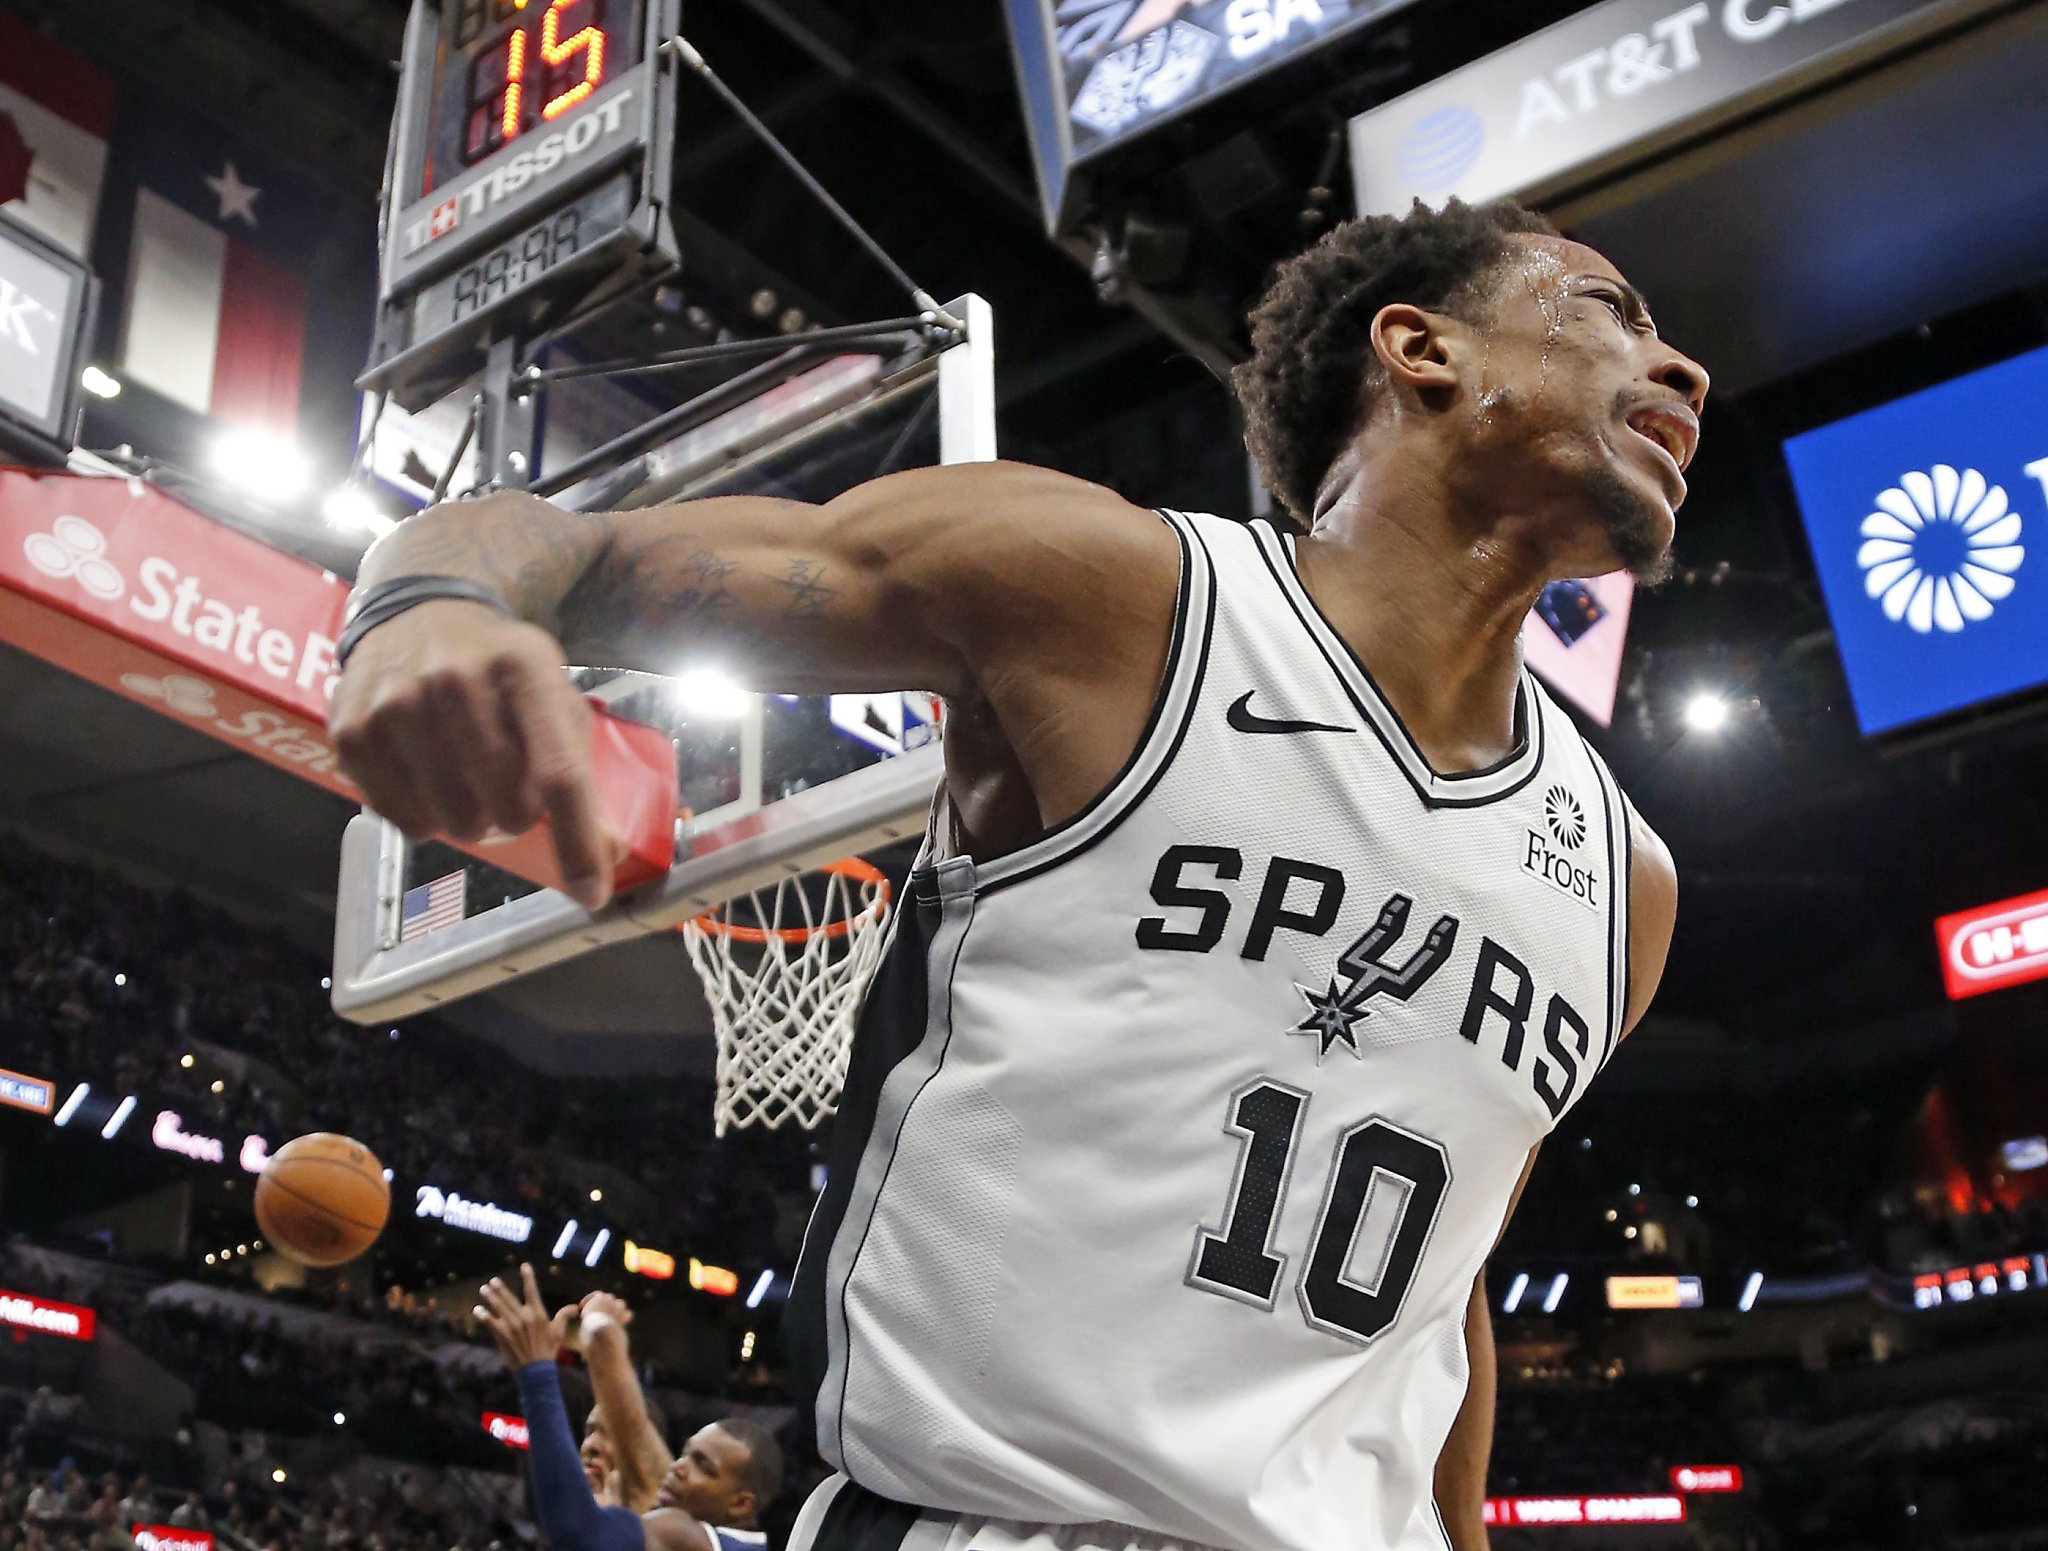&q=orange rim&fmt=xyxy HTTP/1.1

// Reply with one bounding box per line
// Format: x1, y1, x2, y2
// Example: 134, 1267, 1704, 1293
687, 857, 891, 944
